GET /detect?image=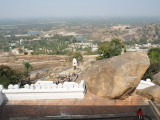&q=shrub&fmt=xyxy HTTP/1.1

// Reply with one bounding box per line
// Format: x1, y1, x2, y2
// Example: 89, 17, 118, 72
67, 51, 83, 62
0, 65, 22, 88
24, 52, 28, 55
142, 48, 160, 80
